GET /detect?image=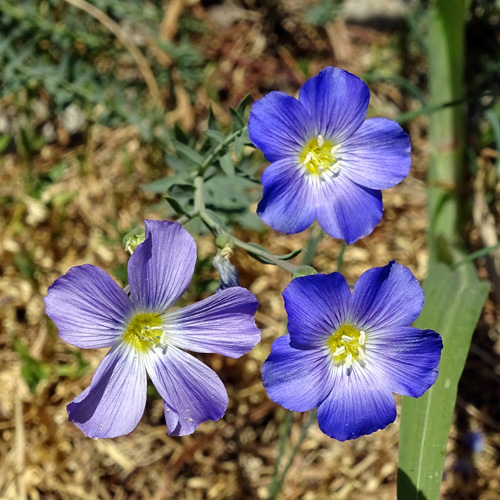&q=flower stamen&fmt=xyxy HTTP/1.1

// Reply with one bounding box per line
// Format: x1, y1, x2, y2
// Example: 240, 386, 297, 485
345, 353, 353, 370
123, 312, 164, 352
326, 324, 367, 371
359, 330, 366, 346
299, 135, 341, 178
332, 345, 346, 356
